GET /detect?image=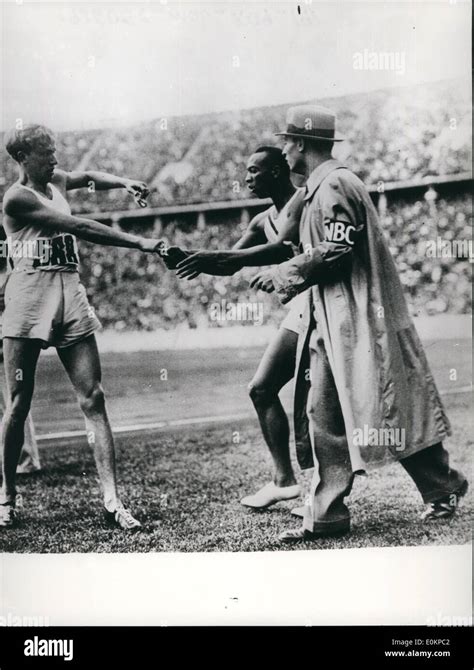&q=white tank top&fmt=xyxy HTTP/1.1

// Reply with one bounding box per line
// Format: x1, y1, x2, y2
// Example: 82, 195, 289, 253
262, 206, 280, 243
7, 184, 80, 273
262, 188, 307, 321
263, 188, 304, 244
